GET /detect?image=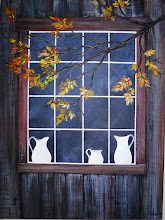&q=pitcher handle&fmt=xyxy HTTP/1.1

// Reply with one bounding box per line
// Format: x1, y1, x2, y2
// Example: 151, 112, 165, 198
128, 134, 134, 149
85, 148, 91, 158
29, 136, 37, 153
